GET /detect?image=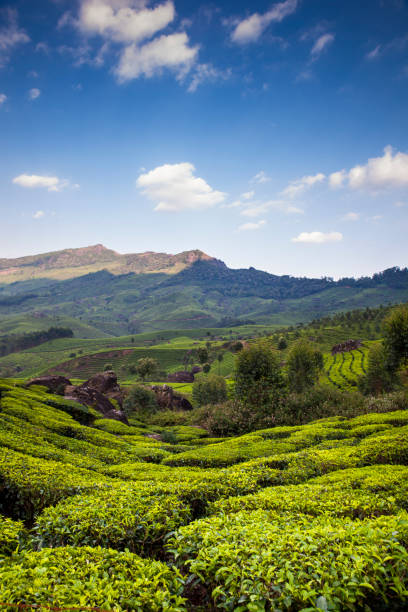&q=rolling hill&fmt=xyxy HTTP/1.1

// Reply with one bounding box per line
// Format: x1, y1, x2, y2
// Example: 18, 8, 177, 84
0, 244, 408, 336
